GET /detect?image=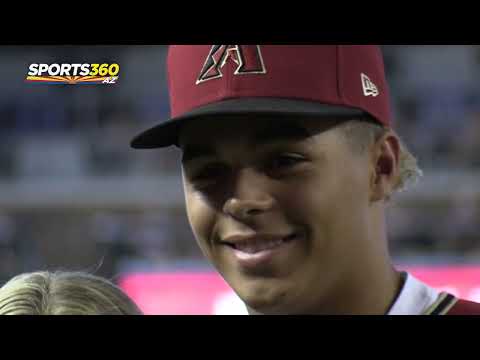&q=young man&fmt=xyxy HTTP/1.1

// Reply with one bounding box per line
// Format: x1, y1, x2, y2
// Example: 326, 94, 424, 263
130, 45, 480, 315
